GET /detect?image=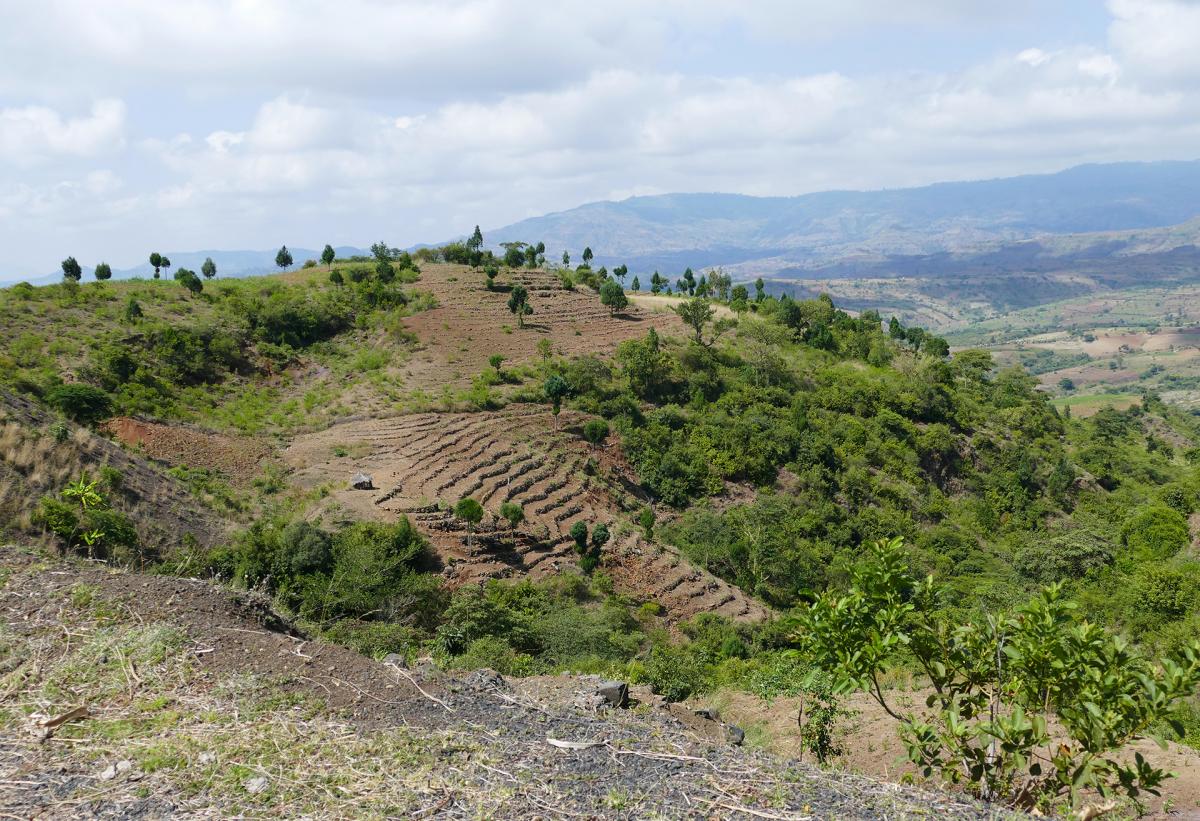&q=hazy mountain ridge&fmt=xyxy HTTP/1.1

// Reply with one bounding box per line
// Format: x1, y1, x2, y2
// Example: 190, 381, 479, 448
487, 160, 1200, 271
